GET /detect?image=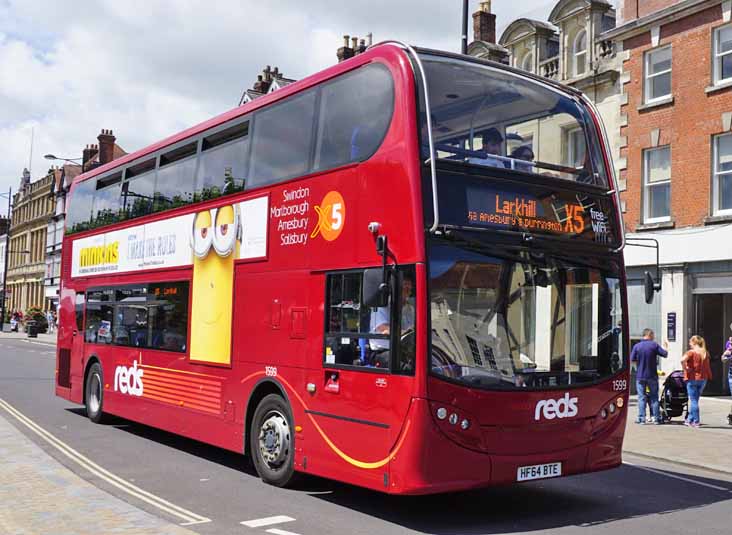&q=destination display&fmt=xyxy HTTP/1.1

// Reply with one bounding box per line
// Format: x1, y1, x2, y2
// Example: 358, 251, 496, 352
436, 172, 618, 245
